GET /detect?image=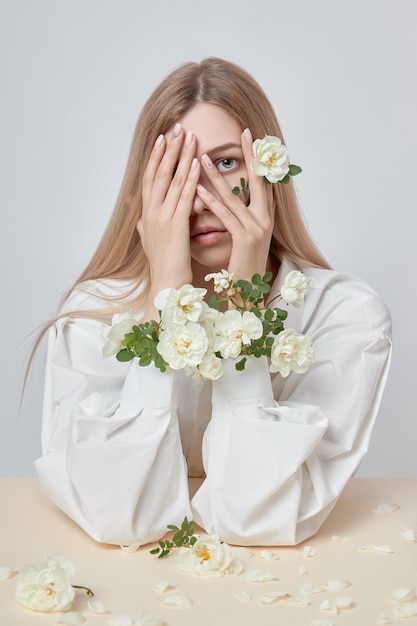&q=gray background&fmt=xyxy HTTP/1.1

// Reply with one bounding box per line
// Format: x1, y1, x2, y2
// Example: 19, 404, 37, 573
1, 0, 416, 476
